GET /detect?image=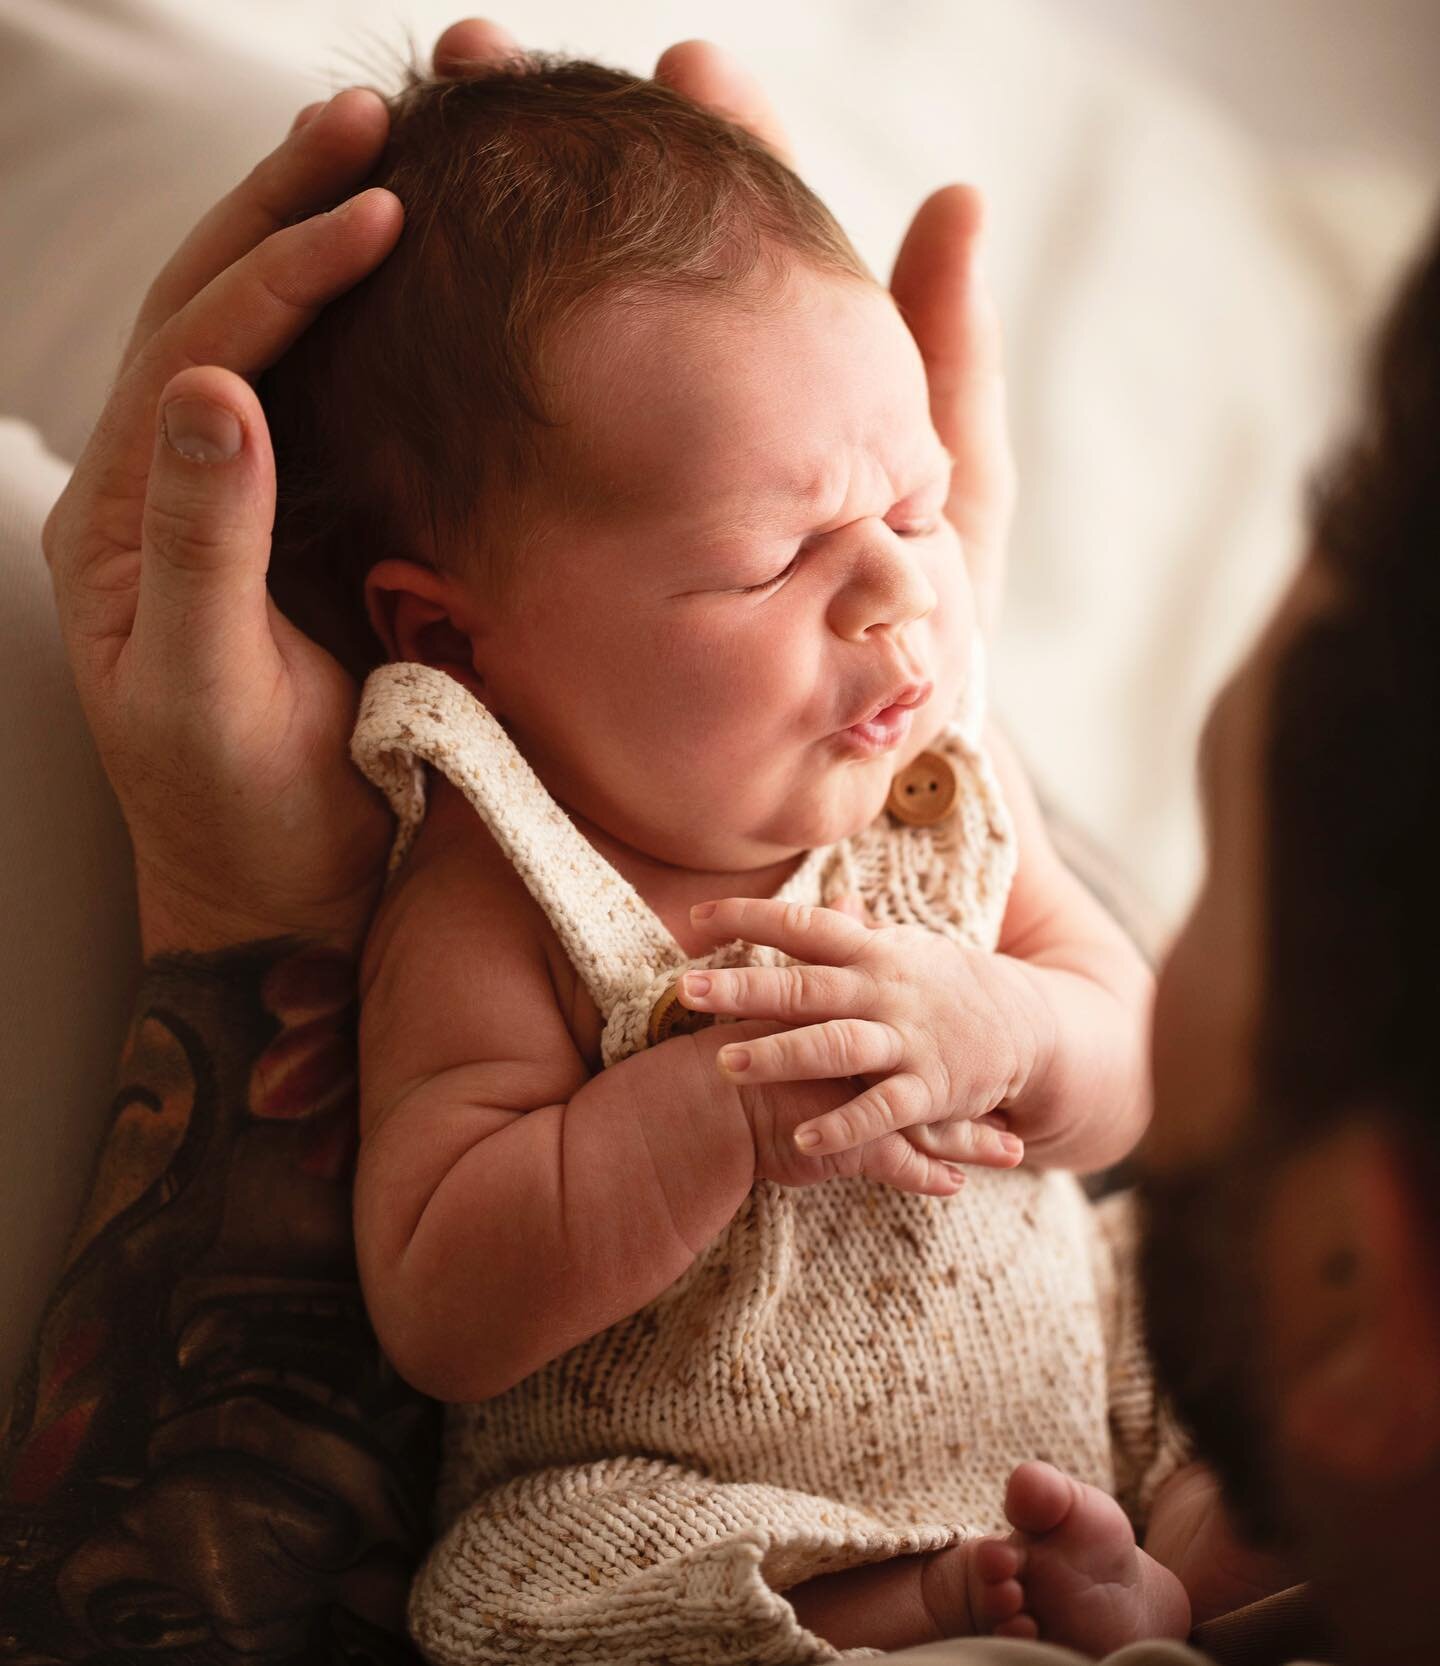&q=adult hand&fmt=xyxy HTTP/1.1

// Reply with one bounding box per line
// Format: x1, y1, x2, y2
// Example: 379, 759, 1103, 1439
40, 20, 523, 958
